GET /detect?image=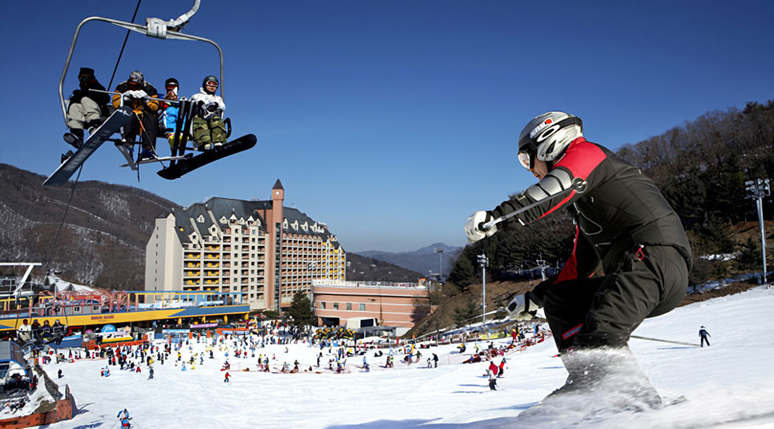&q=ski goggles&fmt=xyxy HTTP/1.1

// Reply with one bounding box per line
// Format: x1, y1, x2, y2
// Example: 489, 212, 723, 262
517, 143, 537, 170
